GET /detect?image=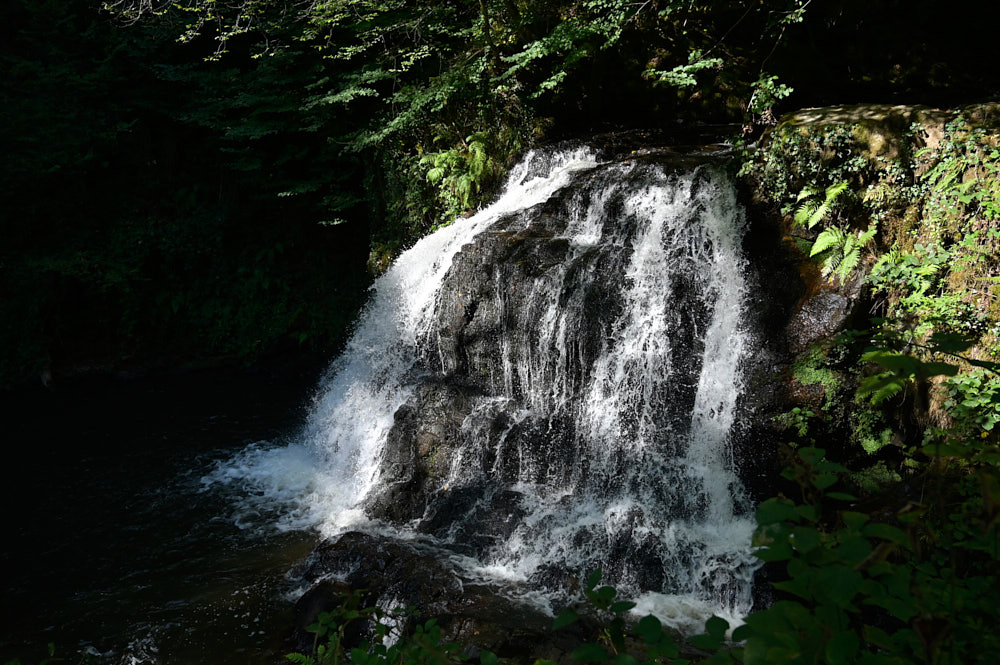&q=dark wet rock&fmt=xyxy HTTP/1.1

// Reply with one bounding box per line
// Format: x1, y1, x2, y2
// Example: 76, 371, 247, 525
417, 485, 528, 553
786, 283, 863, 356
366, 381, 482, 522
430, 201, 616, 395
365, 148, 832, 567
293, 531, 583, 663
369, 156, 723, 531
